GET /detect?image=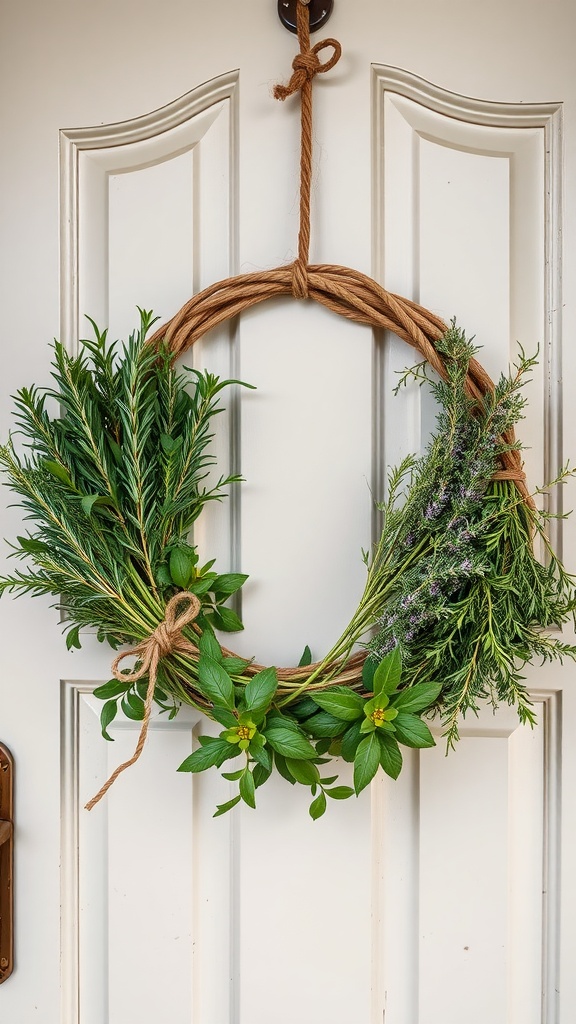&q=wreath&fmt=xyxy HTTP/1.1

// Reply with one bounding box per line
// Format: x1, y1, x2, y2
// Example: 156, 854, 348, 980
1, 4, 575, 818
